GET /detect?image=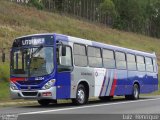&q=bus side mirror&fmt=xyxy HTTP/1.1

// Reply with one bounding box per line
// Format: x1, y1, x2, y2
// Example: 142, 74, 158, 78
62, 45, 66, 56
2, 53, 5, 62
